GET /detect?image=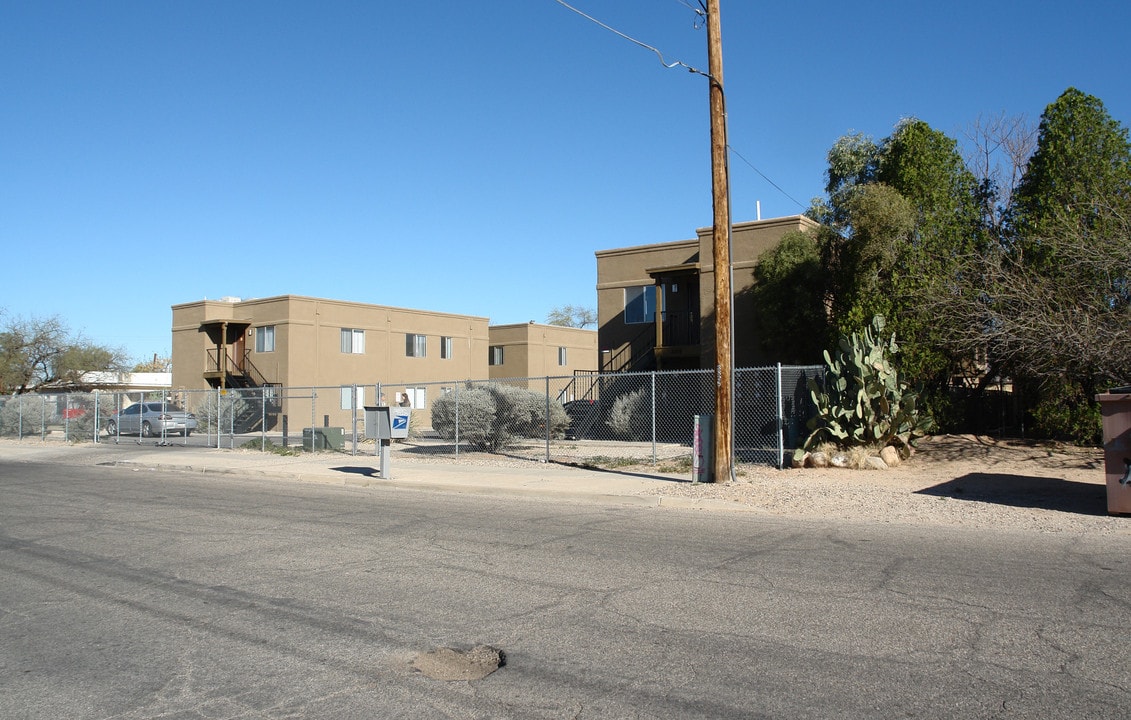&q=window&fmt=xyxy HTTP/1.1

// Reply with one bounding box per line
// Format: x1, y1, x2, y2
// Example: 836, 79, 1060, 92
624, 285, 663, 324
405, 387, 426, 409
340, 385, 365, 410
489, 345, 504, 365
341, 328, 365, 354
558, 346, 568, 366
406, 333, 427, 358
255, 325, 275, 353
440, 336, 453, 359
